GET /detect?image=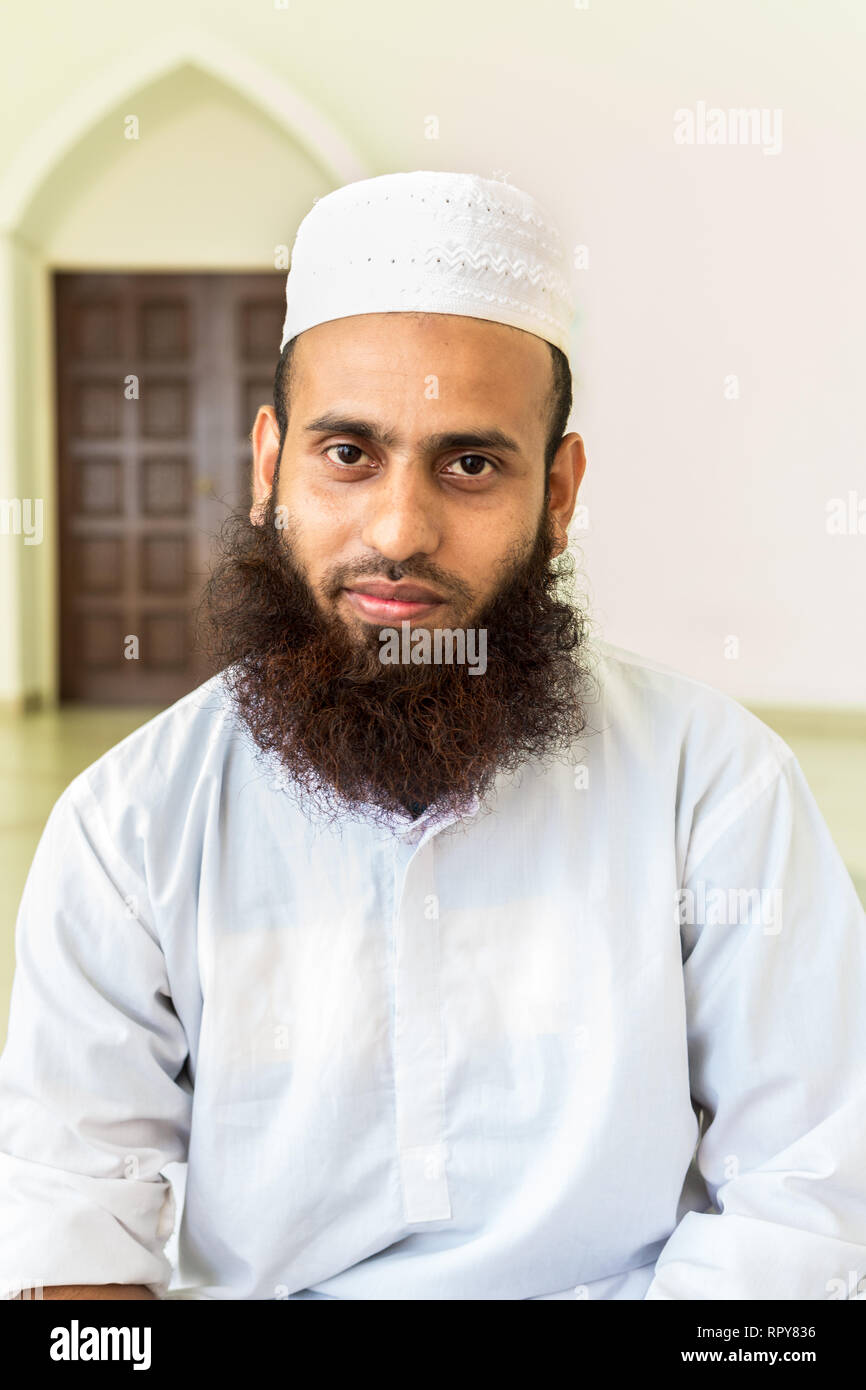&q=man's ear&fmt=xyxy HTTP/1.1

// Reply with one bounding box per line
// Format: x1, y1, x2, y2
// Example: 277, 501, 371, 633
250, 406, 281, 525
547, 433, 587, 552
